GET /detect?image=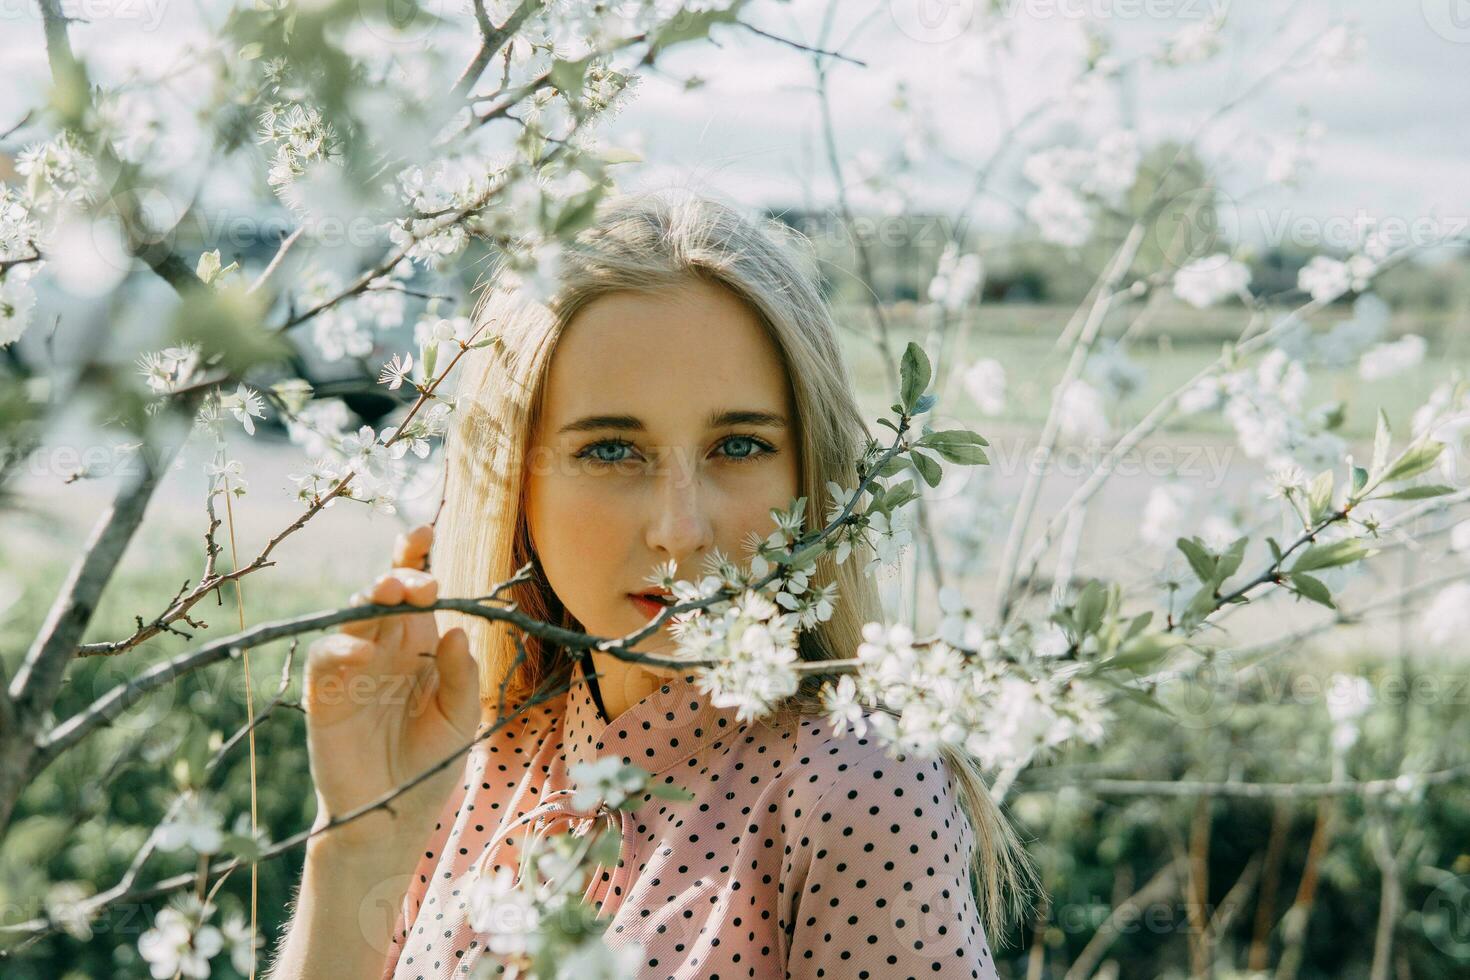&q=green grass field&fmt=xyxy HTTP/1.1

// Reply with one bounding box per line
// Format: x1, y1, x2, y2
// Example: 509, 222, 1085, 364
833, 301, 1470, 440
